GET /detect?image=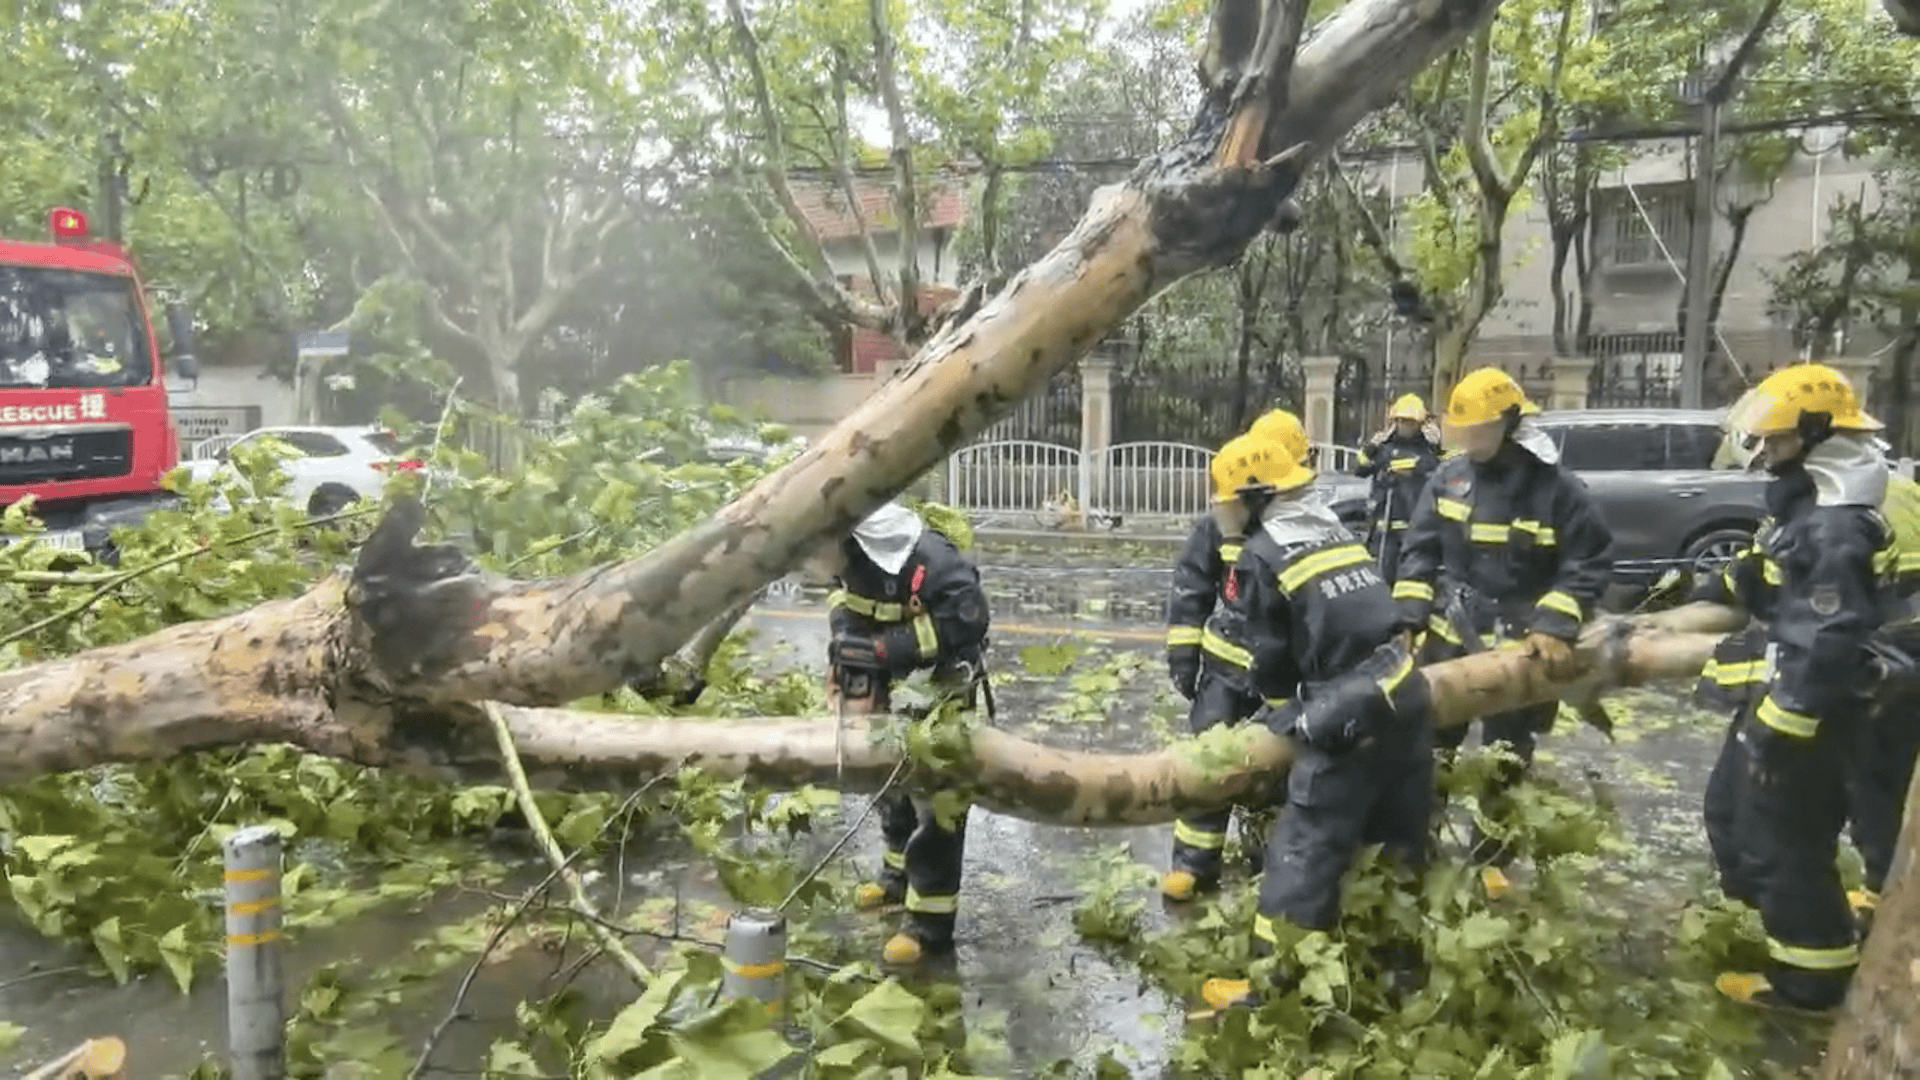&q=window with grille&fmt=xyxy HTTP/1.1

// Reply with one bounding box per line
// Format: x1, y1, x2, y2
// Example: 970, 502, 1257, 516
1595, 184, 1691, 268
